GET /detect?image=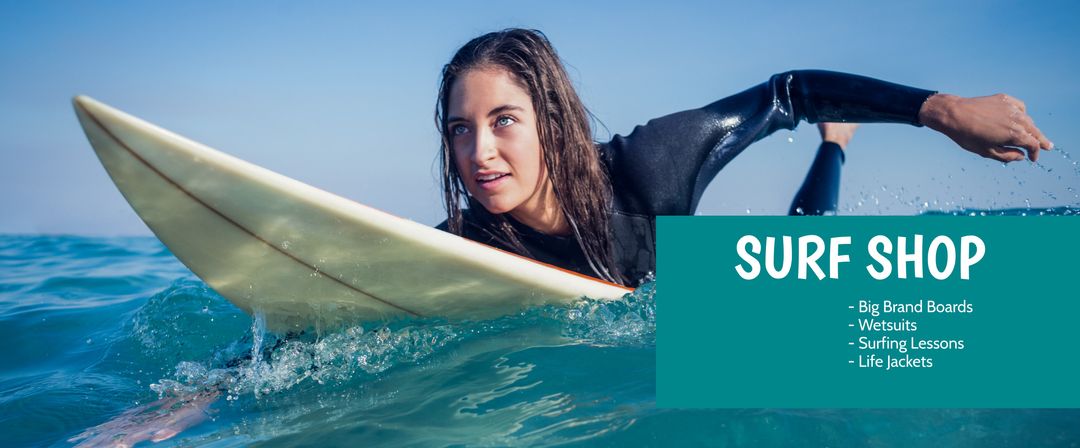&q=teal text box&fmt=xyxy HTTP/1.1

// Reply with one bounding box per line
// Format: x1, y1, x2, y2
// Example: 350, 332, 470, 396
656, 216, 1080, 408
